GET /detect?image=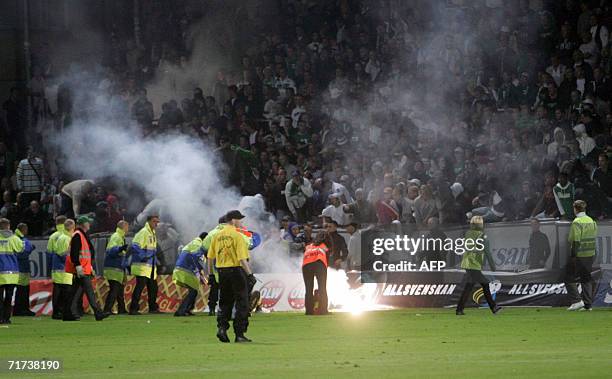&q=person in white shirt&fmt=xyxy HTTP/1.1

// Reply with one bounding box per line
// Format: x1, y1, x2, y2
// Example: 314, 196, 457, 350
590, 14, 609, 50
579, 33, 599, 67
545, 55, 566, 87
274, 68, 296, 100
285, 171, 313, 223
547, 127, 566, 159
60, 179, 95, 217
573, 123, 596, 157
365, 51, 382, 82
321, 193, 350, 226
291, 95, 307, 128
